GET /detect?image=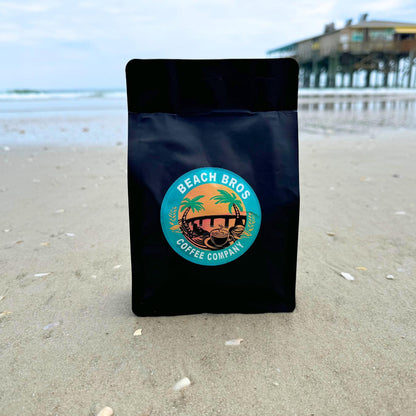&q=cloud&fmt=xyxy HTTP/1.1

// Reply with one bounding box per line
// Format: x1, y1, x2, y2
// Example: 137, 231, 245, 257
363, 0, 408, 13
0, 0, 415, 88
0, 1, 54, 13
